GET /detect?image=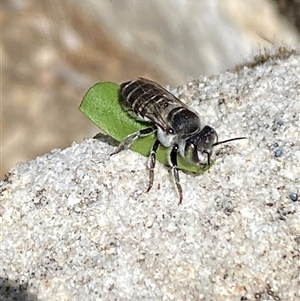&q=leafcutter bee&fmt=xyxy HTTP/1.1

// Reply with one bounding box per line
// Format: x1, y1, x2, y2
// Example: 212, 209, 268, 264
112, 78, 246, 204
